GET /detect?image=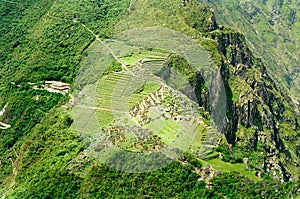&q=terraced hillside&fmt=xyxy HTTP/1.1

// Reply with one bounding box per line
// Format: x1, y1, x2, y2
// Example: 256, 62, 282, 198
73, 35, 220, 172
0, 0, 299, 198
